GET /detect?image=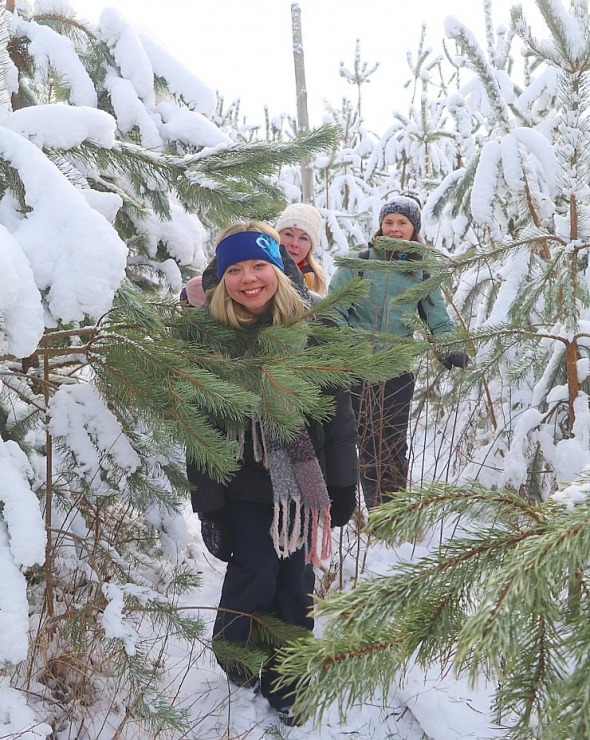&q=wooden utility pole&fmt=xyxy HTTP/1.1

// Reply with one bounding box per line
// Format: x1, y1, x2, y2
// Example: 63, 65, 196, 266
290, 3, 314, 204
